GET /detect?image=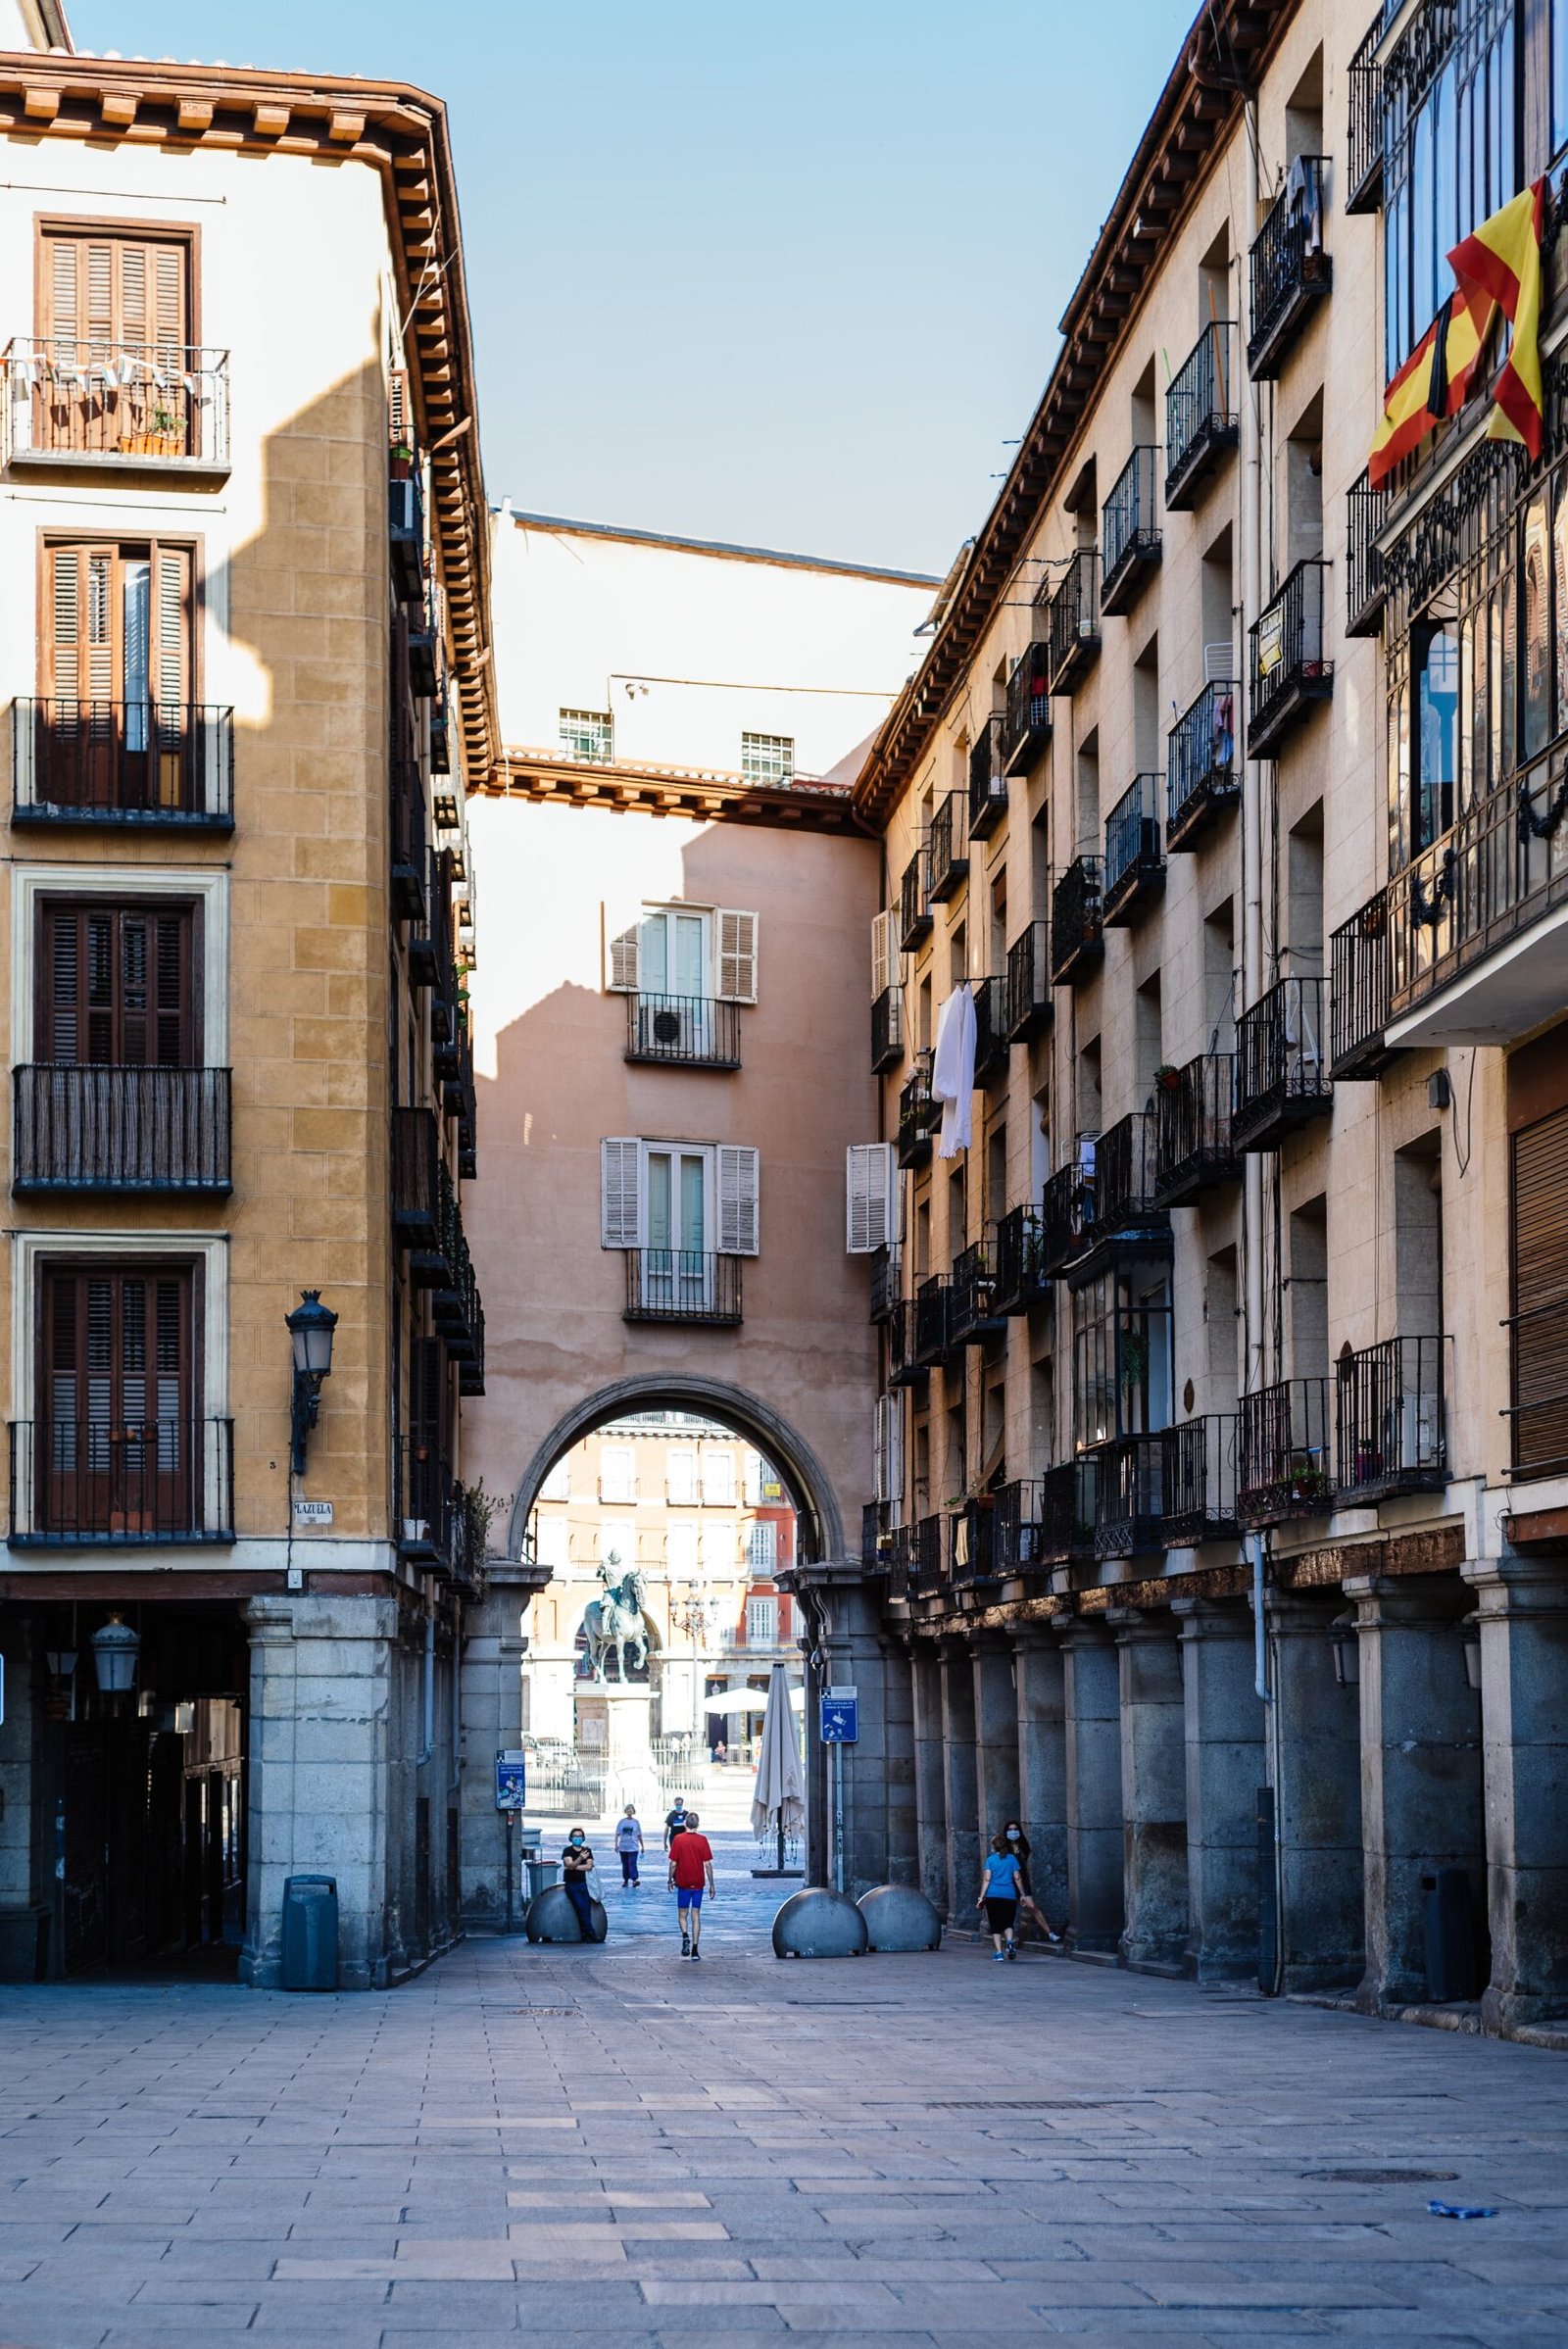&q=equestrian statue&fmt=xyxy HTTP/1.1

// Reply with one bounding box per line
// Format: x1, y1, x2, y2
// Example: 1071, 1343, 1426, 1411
581, 1554, 650, 1684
